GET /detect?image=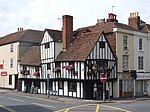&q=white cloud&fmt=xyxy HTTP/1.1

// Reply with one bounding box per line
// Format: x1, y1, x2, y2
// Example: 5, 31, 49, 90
0, 0, 150, 36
